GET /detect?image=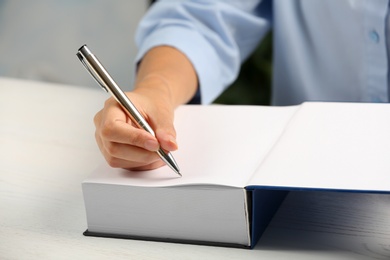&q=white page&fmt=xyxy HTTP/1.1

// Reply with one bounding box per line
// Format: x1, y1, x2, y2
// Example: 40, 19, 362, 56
87, 105, 299, 188
249, 102, 390, 192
